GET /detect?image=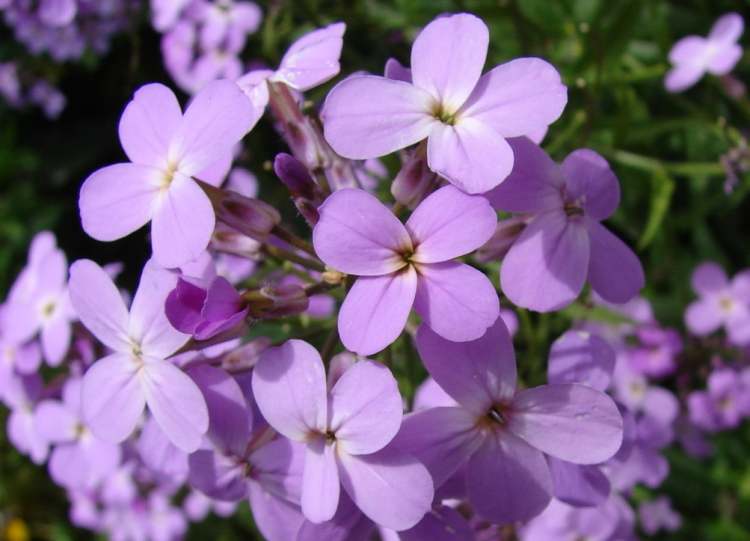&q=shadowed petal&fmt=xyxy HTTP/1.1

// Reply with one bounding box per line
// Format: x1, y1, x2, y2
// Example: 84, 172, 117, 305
586, 219, 644, 304
547, 456, 610, 507
248, 483, 306, 541
561, 149, 620, 221
548, 330, 616, 391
